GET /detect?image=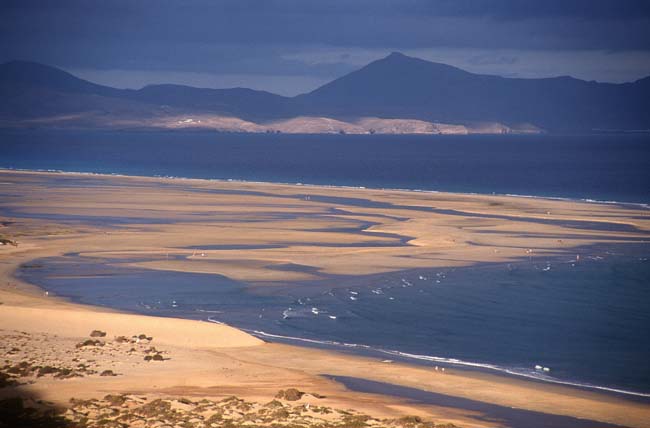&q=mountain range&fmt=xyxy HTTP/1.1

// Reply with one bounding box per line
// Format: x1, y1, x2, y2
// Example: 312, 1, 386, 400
1, 52, 649, 134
